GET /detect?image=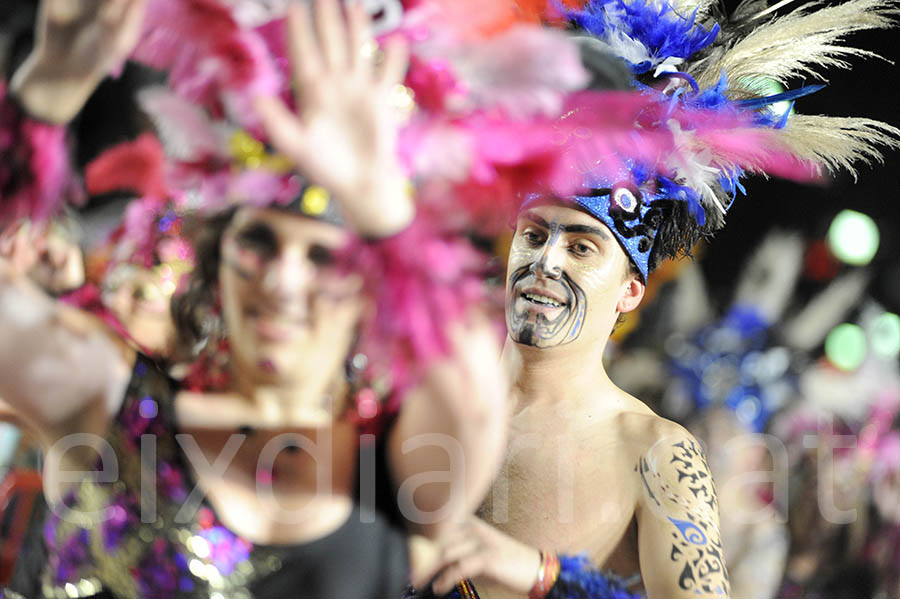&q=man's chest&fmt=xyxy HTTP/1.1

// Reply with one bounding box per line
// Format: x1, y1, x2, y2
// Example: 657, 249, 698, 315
477, 420, 638, 559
